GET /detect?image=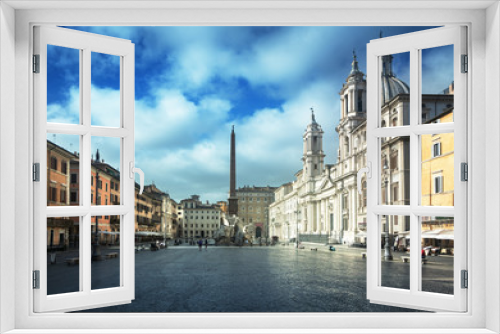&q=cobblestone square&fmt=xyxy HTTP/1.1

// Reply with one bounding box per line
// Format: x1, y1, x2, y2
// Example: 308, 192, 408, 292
57, 245, 455, 313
